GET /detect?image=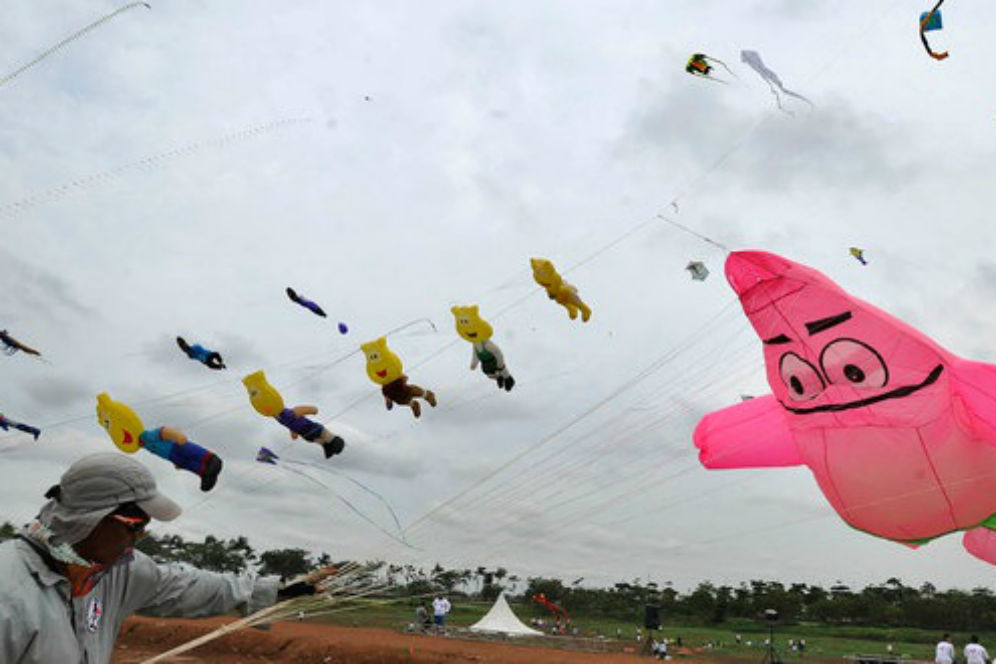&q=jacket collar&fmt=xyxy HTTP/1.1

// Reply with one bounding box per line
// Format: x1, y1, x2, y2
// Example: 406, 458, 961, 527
16, 536, 69, 588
